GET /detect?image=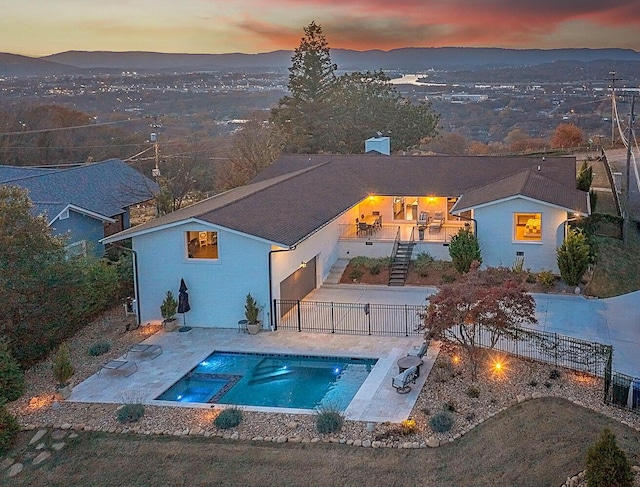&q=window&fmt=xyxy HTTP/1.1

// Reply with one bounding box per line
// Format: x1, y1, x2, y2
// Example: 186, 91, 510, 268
186, 231, 218, 259
393, 196, 418, 221
514, 213, 542, 241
